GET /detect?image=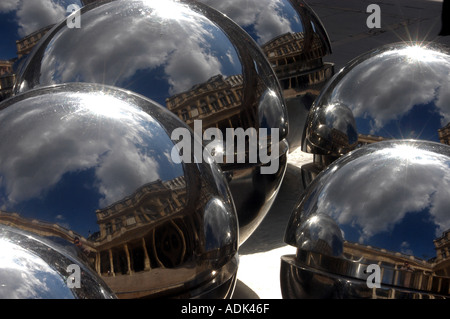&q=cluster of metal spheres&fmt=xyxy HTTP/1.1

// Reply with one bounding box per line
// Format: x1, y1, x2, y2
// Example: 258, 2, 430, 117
0, 0, 449, 299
